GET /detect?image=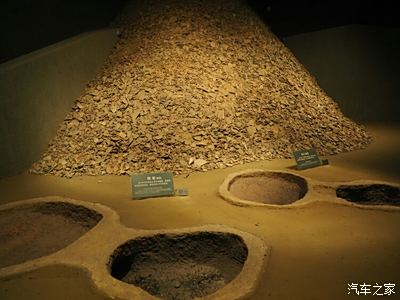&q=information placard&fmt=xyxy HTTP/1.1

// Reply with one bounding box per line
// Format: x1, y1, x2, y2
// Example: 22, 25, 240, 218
293, 148, 322, 170
131, 172, 174, 199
